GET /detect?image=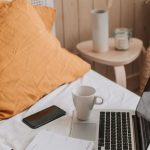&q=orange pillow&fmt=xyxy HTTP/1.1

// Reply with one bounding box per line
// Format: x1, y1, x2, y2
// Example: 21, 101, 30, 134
34, 6, 56, 31
0, 0, 90, 119
0, 0, 56, 31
